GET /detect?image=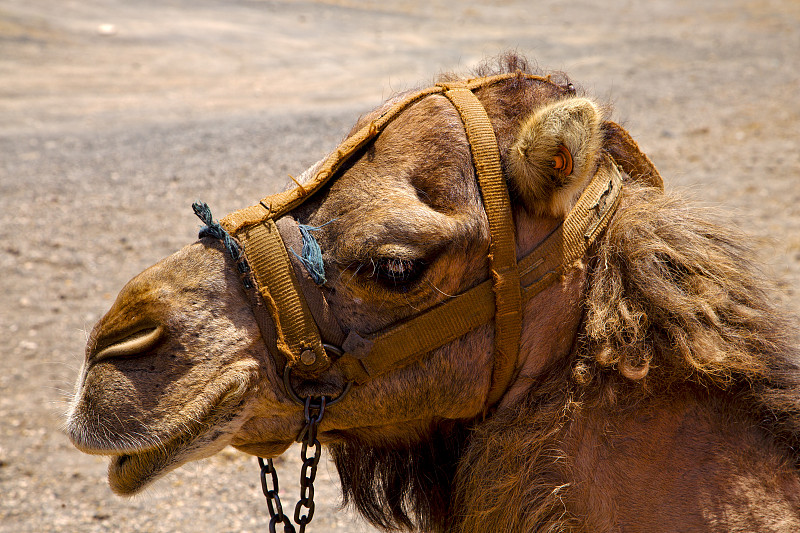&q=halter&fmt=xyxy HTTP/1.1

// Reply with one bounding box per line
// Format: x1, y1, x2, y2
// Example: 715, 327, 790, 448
195, 72, 662, 531
212, 72, 647, 407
